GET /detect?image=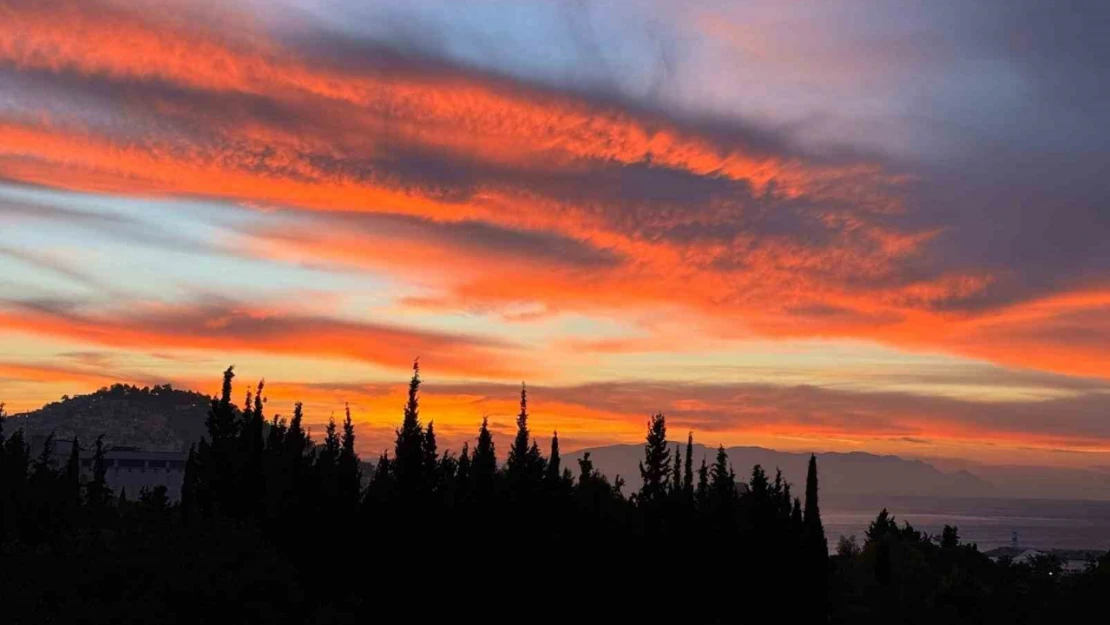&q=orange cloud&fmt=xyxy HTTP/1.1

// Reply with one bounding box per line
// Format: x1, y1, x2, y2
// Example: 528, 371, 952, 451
0, 301, 531, 379
1, 0, 1104, 390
